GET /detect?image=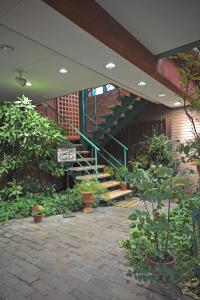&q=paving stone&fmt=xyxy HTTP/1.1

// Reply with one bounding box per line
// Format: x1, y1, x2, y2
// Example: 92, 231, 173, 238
0, 207, 191, 300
